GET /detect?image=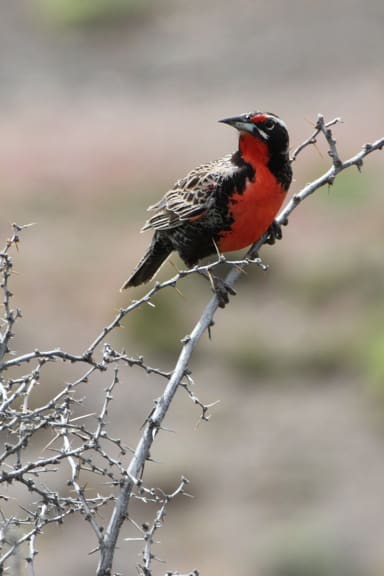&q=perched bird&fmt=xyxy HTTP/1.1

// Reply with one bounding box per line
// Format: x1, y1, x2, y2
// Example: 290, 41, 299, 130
121, 111, 292, 295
